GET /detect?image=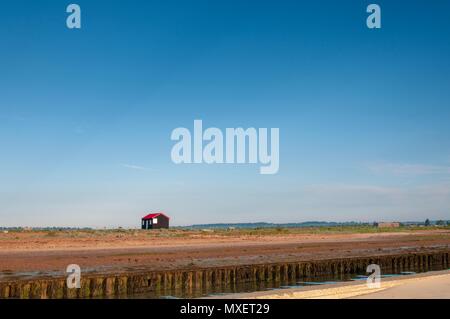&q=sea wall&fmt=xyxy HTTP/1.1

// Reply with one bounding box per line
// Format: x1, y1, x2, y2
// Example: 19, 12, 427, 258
1, 250, 448, 299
